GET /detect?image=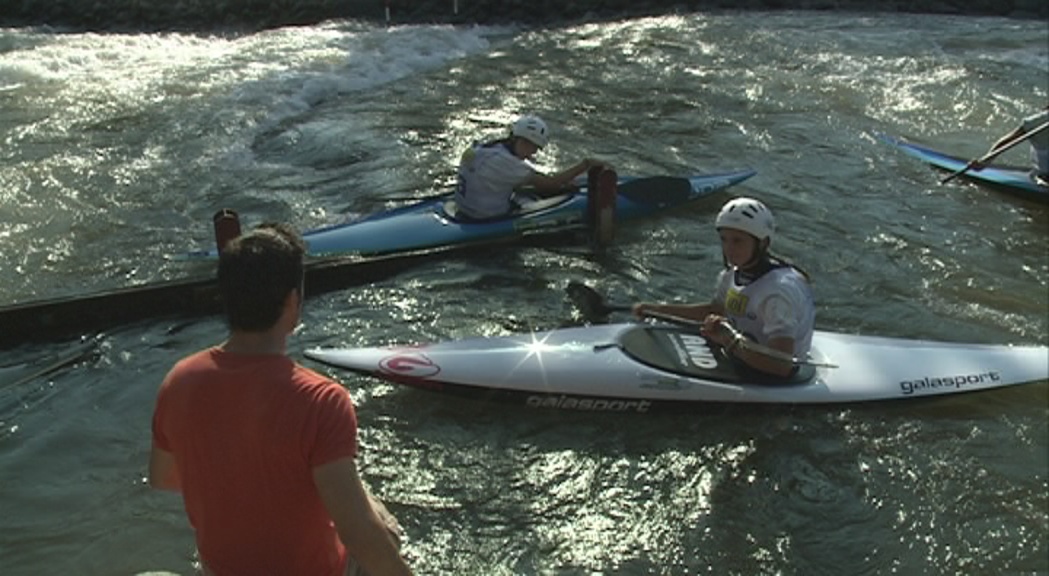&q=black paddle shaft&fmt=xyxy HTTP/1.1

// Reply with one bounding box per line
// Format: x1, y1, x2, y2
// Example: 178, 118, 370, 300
566, 281, 701, 327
